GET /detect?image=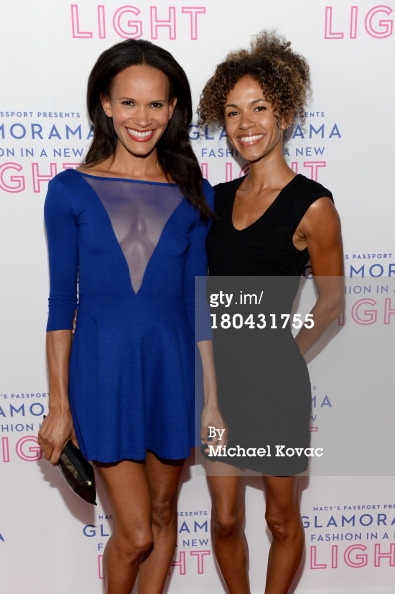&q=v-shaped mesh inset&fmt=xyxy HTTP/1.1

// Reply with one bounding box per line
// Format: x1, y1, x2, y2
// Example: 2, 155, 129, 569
84, 176, 182, 293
